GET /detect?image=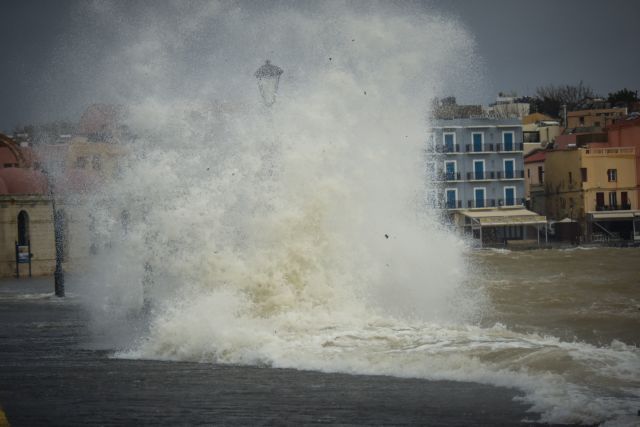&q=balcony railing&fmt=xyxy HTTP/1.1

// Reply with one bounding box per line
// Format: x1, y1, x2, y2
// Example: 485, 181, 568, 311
495, 143, 524, 152
428, 142, 525, 153
595, 204, 632, 211
427, 144, 462, 153
467, 171, 496, 180
466, 143, 494, 153
445, 200, 463, 209
497, 198, 525, 207
444, 171, 461, 181
444, 144, 461, 153
467, 199, 496, 208
497, 170, 525, 179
